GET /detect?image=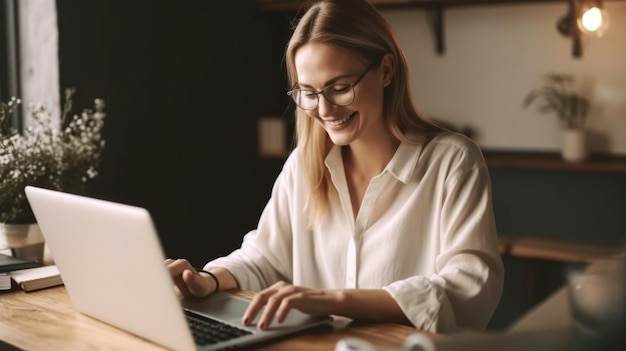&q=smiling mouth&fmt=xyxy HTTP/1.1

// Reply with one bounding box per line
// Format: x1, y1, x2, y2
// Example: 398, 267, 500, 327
327, 112, 356, 127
